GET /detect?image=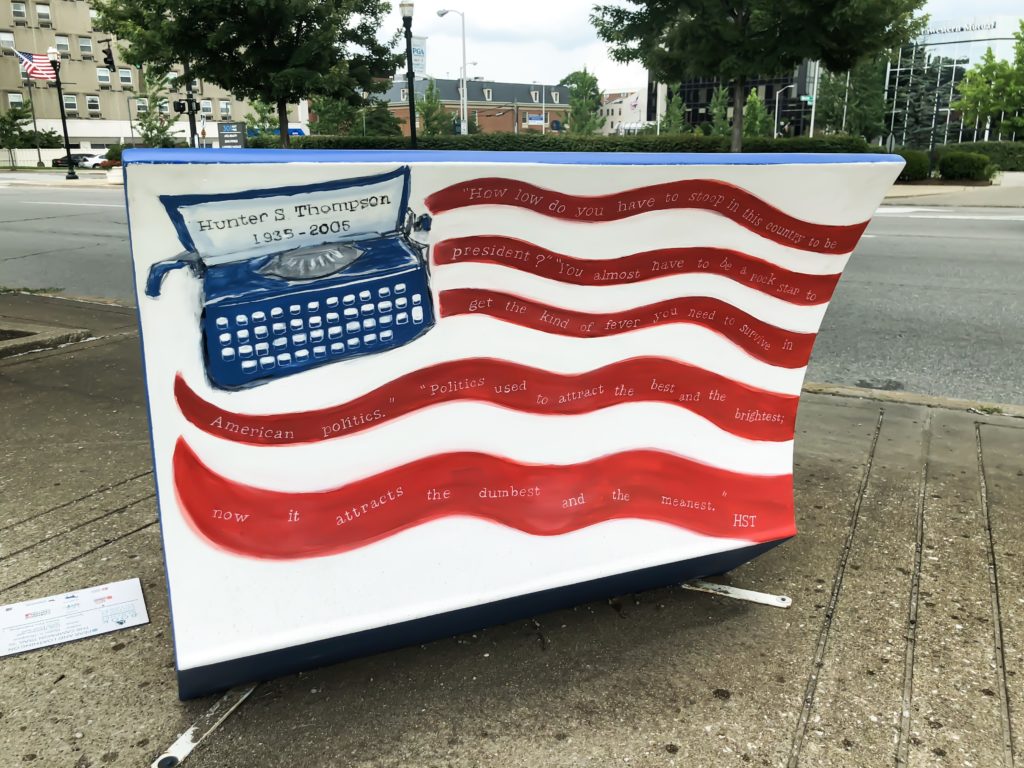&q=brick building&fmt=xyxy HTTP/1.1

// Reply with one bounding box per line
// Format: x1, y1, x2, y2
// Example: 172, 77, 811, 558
383, 78, 570, 136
